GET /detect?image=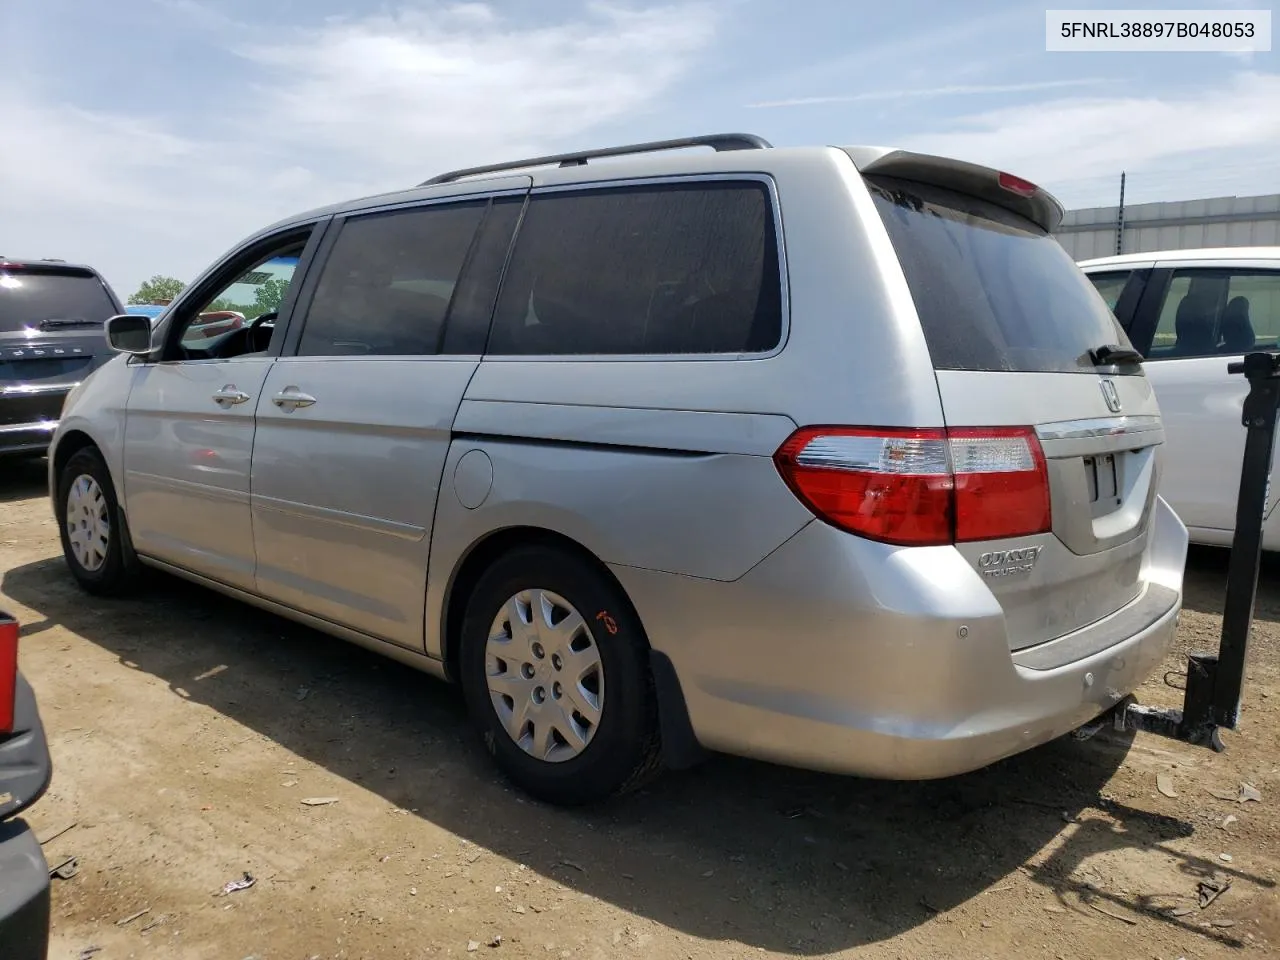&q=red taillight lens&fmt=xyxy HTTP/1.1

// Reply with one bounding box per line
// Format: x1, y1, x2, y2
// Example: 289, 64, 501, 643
948, 427, 1052, 542
997, 171, 1038, 198
775, 427, 954, 546
0, 615, 17, 734
774, 426, 1051, 546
